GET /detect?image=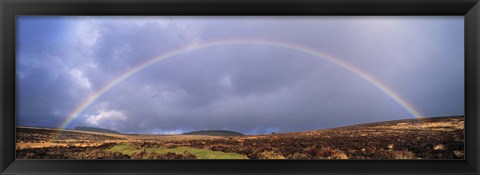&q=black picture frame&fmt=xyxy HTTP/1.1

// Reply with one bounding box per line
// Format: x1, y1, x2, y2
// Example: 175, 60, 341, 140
1, 0, 479, 174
